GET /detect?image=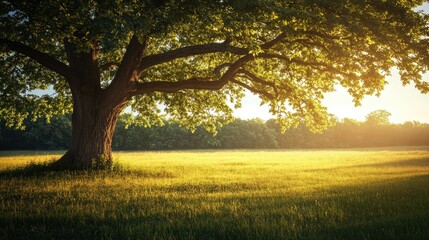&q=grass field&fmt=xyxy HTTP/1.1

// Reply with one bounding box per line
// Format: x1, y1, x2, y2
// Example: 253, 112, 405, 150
1, 148, 429, 239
